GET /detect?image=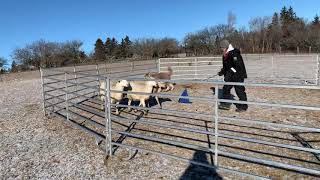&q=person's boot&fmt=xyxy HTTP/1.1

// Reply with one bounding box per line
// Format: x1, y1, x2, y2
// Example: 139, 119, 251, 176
235, 104, 248, 112
235, 108, 247, 112
218, 104, 231, 110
